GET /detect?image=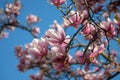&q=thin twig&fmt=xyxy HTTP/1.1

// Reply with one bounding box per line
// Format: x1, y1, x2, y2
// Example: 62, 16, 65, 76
66, 26, 83, 51
0, 23, 37, 38
107, 72, 120, 80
